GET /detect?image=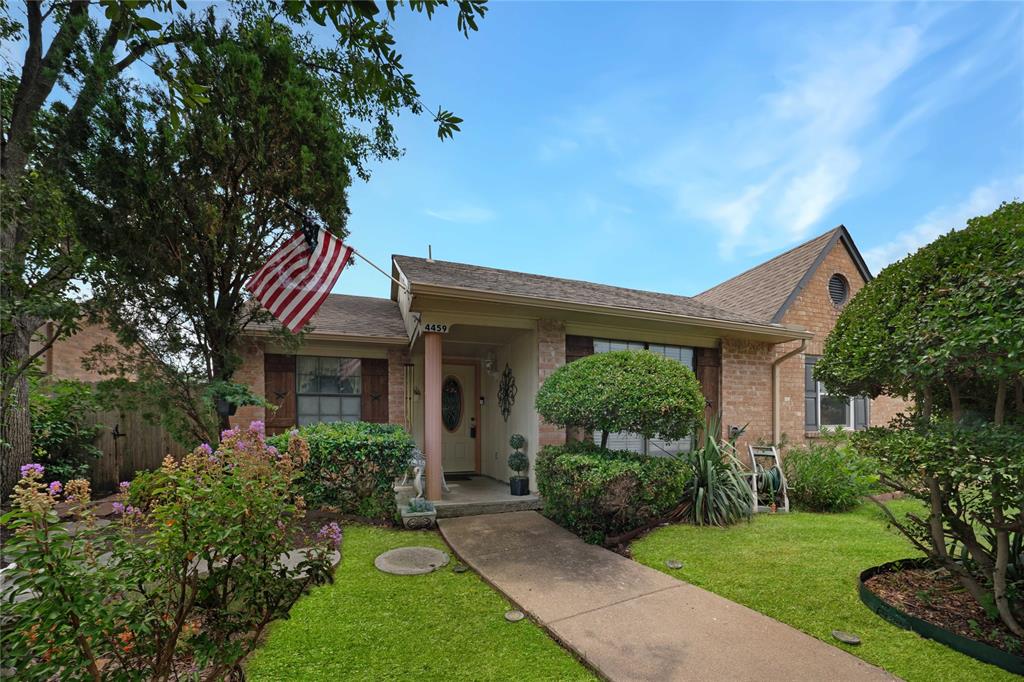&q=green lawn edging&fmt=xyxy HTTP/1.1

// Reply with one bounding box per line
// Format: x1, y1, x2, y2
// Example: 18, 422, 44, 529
859, 558, 1024, 676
